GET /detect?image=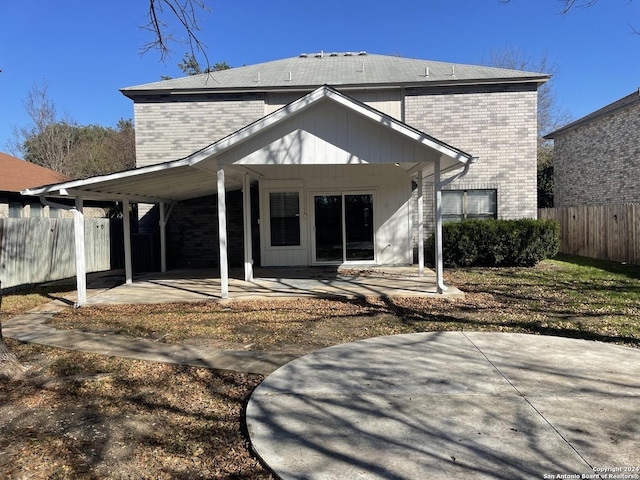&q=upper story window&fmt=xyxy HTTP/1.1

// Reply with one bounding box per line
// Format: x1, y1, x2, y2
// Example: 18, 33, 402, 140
269, 192, 301, 246
442, 189, 497, 222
